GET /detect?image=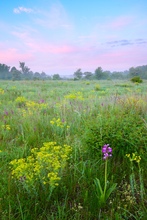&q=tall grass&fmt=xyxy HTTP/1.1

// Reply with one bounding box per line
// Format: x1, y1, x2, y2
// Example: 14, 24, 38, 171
0, 80, 147, 219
